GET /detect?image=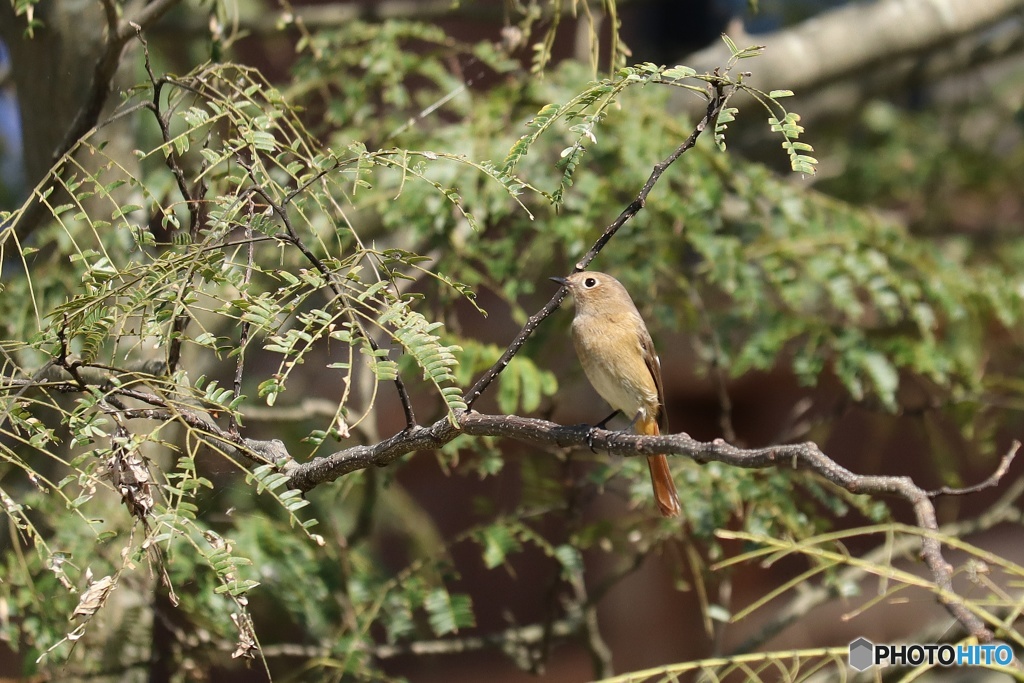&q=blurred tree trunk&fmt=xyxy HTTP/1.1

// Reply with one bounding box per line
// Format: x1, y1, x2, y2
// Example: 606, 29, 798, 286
0, 0, 106, 191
